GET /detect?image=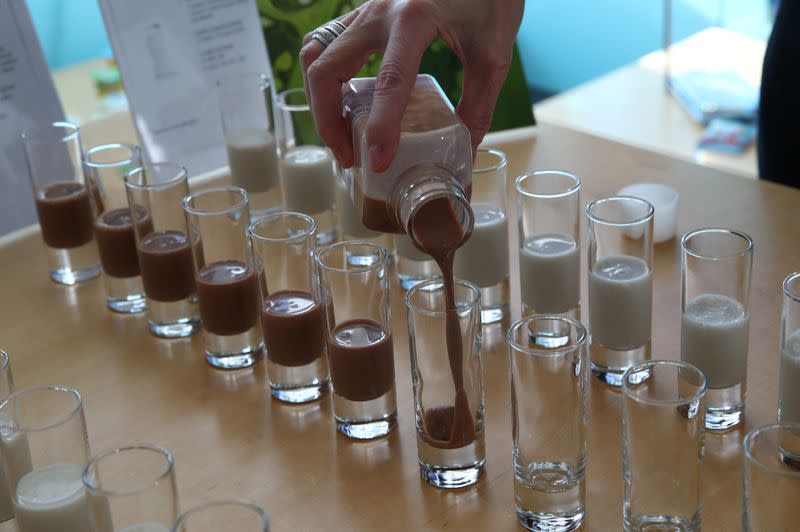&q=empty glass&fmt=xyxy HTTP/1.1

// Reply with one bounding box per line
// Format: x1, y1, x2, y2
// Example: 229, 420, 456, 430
508, 316, 588, 531
778, 272, 800, 466
172, 500, 269, 531
622, 360, 707, 532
